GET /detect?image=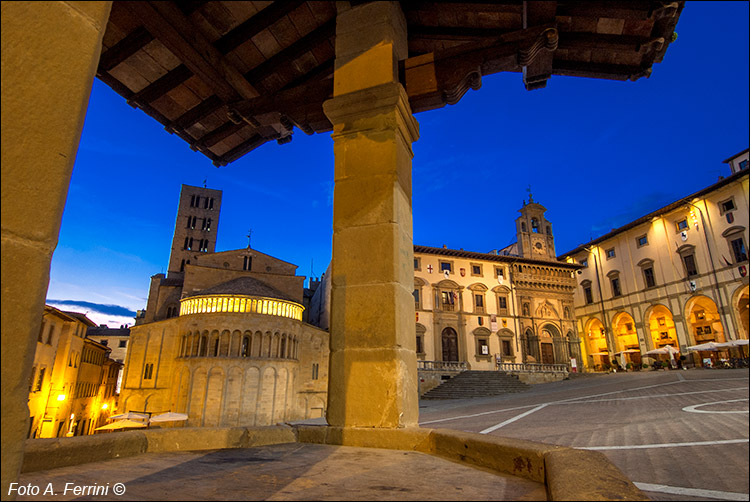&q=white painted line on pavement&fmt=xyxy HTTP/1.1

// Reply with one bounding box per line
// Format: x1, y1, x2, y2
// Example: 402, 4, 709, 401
419, 403, 539, 425
634, 482, 750, 501
479, 404, 548, 434
682, 398, 749, 414
582, 438, 749, 450
556, 386, 749, 404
